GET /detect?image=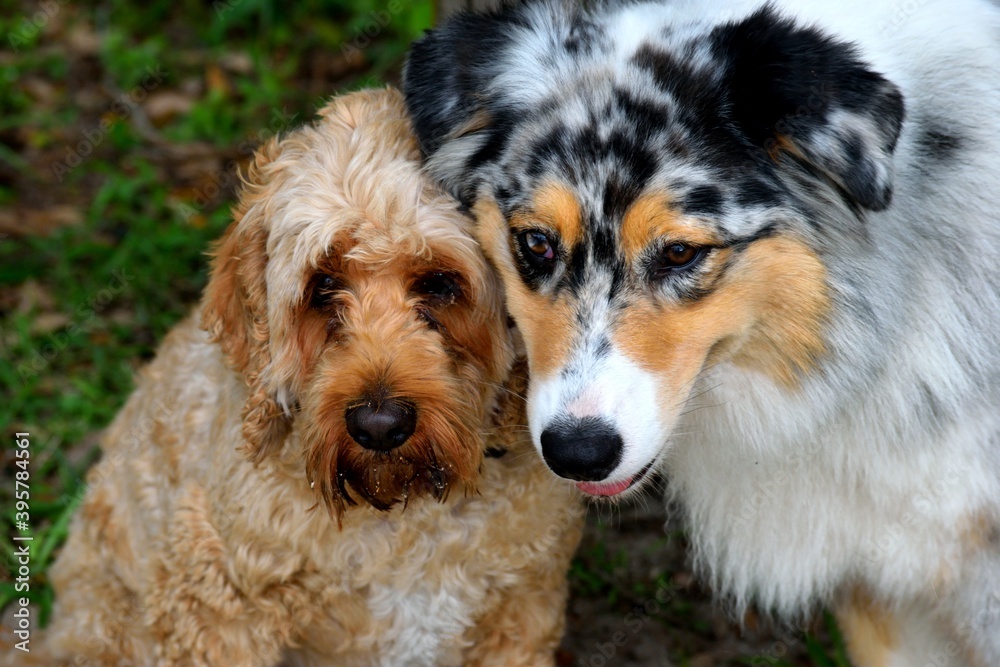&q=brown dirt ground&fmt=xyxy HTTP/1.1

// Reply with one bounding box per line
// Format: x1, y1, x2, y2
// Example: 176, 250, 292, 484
559, 485, 833, 666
